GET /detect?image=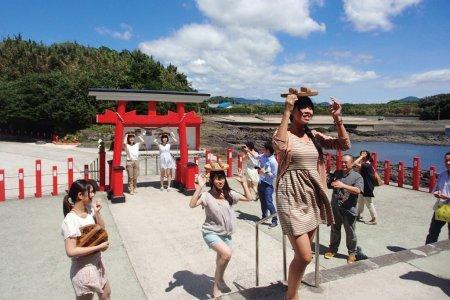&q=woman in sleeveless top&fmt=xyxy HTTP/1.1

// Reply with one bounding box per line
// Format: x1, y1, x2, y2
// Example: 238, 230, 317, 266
153, 130, 177, 191
61, 179, 111, 299
273, 88, 350, 300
